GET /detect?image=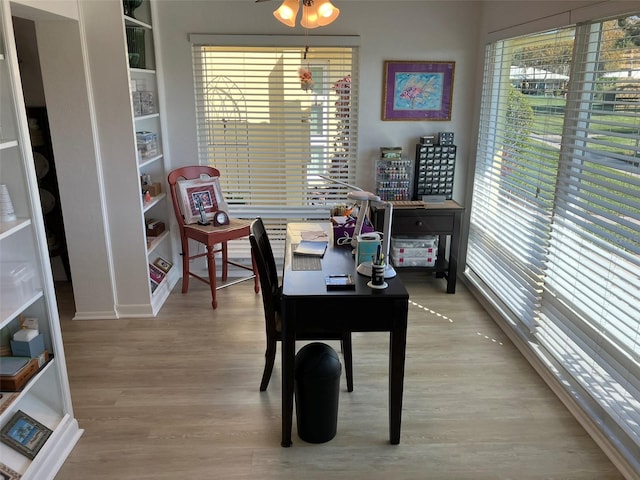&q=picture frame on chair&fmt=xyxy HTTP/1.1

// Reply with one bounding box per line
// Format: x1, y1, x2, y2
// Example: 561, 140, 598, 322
177, 177, 228, 224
